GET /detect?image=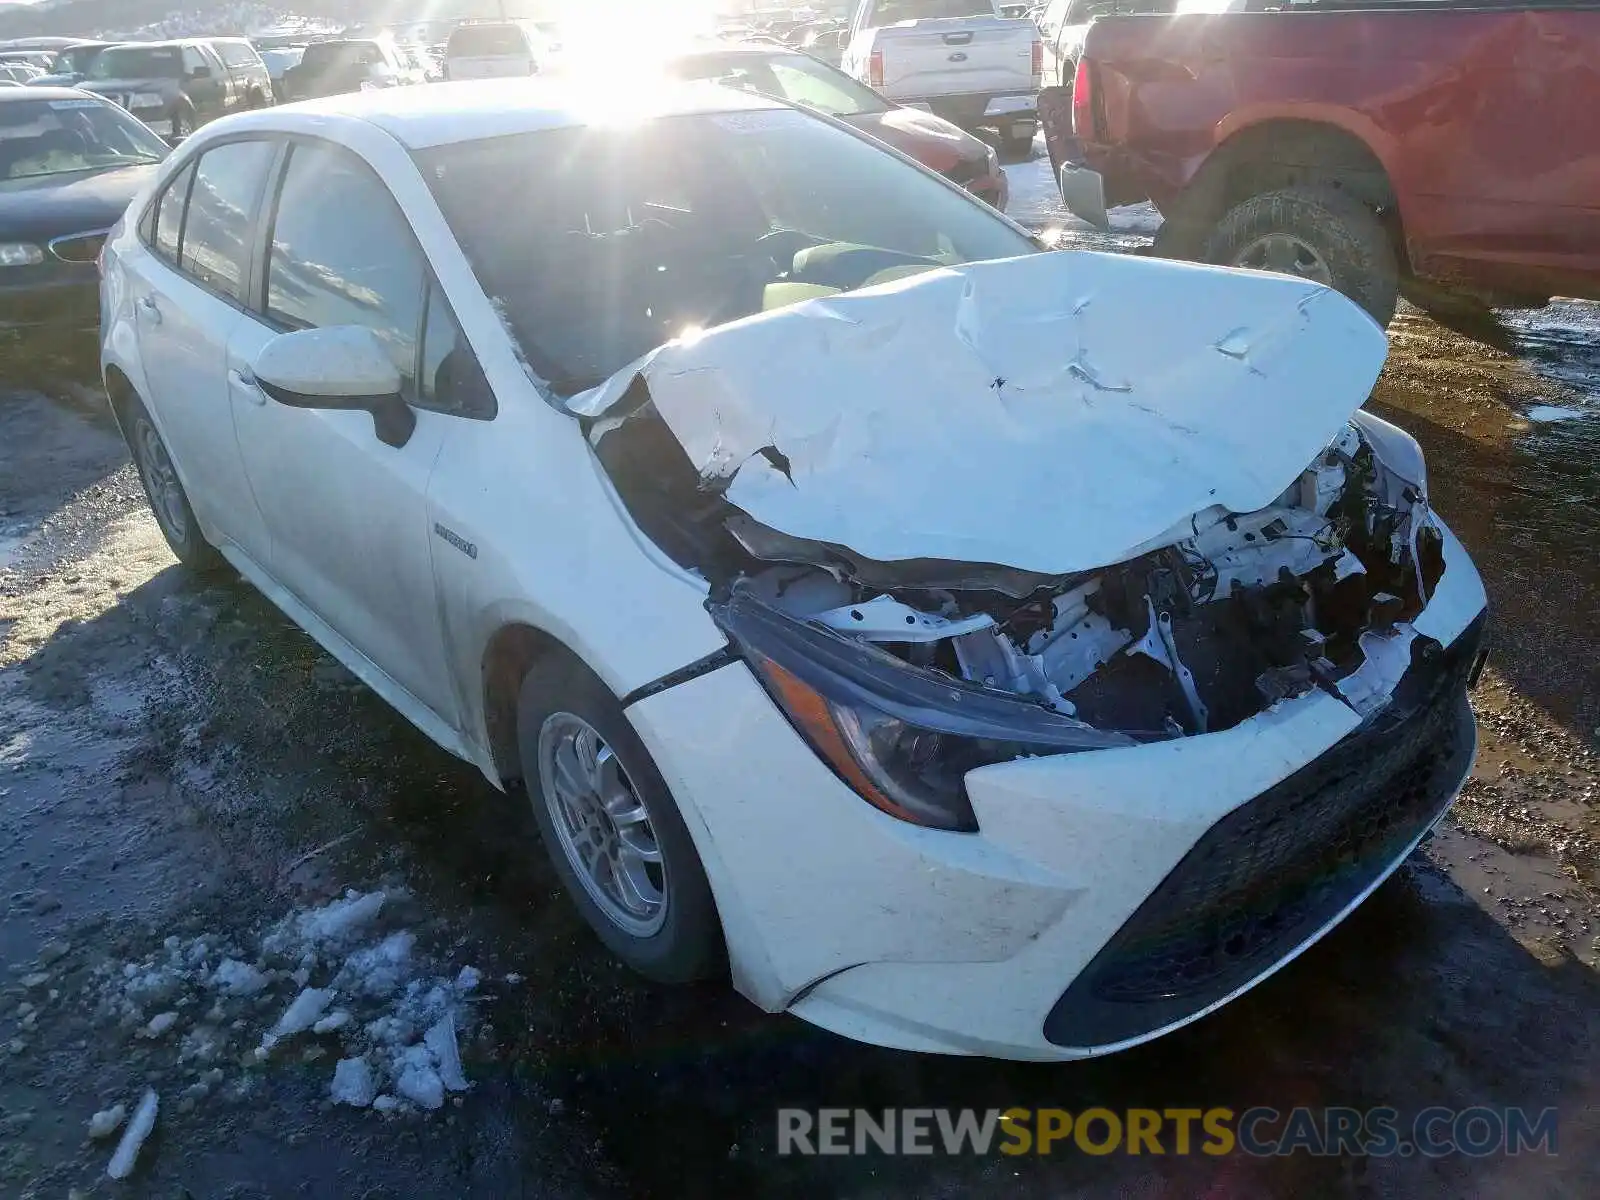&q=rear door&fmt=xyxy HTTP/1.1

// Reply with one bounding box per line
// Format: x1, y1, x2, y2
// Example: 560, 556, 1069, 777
123, 138, 280, 561
227, 137, 464, 724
